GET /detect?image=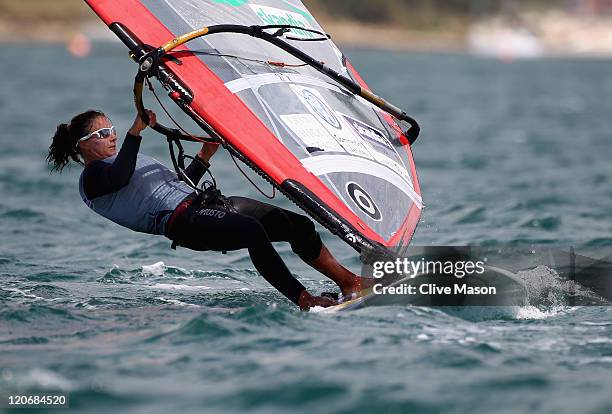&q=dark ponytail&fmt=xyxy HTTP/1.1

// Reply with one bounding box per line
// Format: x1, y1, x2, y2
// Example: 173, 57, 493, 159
46, 110, 106, 172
